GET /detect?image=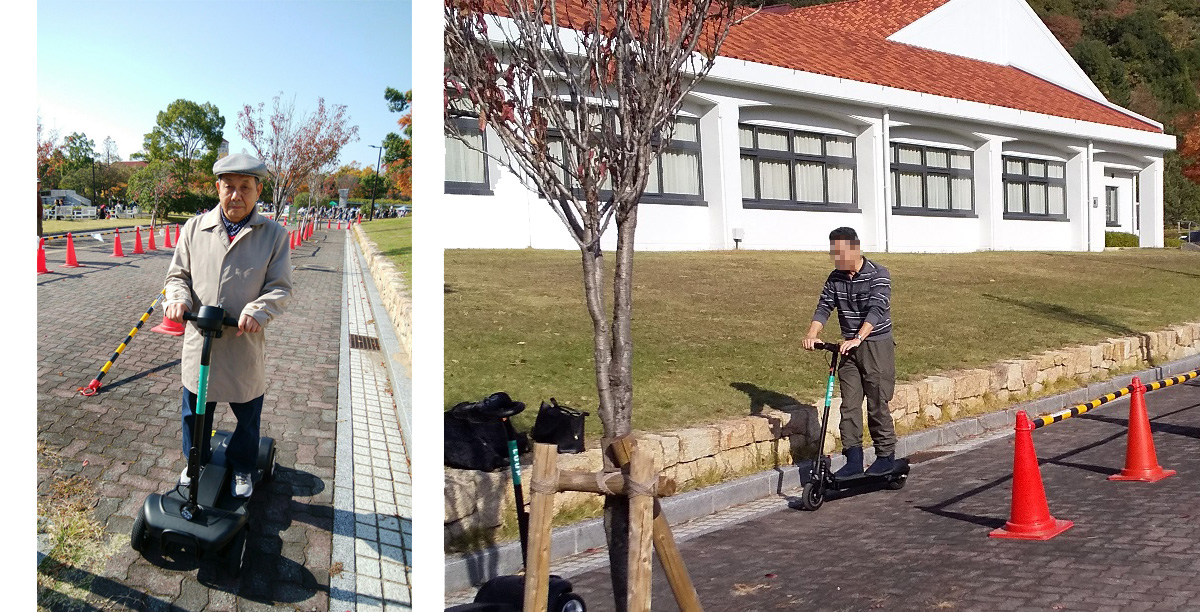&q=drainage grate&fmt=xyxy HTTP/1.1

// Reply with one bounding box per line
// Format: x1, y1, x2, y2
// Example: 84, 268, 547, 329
349, 334, 380, 351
